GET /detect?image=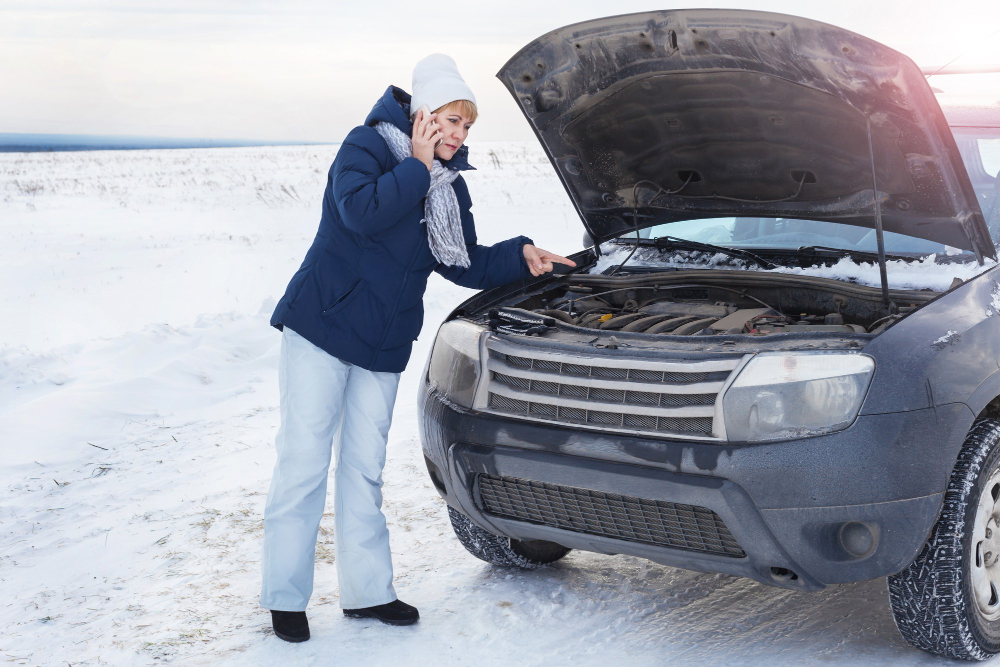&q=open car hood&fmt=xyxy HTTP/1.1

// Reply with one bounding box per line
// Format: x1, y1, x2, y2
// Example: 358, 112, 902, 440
498, 9, 995, 259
